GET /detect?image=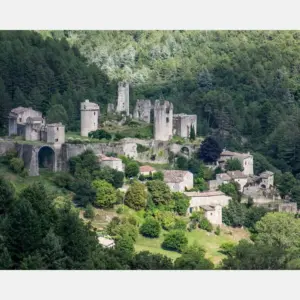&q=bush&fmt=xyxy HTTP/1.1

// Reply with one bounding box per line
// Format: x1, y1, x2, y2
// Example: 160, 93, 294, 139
91, 180, 117, 208
83, 204, 95, 219
173, 192, 190, 216
161, 230, 188, 253
140, 217, 161, 238
152, 171, 164, 181
215, 225, 221, 235
137, 144, 149, 153
124, 181, 147, 210
156, 211, 176, 231
116, 206, 124, 214
88, 129, 112, 140
125, 161, 139, 178
199, 217, 213, 232
9, 157, 24, 174
4, 149, 18, 164
173, 218, 187, 231
53, 172, 74, 189
146, 180, 172, 206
